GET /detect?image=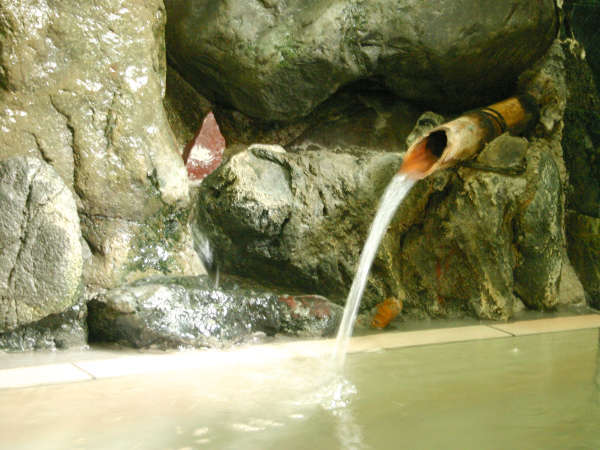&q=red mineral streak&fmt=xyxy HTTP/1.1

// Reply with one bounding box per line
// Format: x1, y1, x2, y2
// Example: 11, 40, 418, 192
183, 111, 226, 182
